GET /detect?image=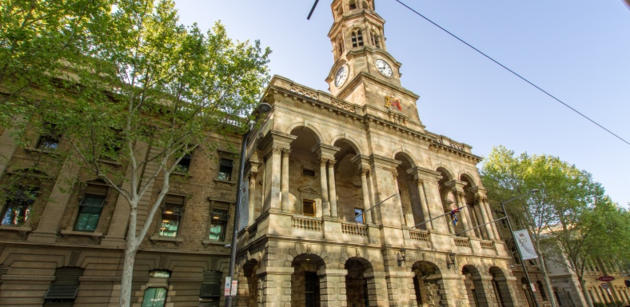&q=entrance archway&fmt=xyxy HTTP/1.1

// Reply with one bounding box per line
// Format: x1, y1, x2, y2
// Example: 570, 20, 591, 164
292, 254, 325, 307
462, 265, 487, 307
490, 267, 514, 307
412, 261, 446, 306
243, 260, 259, 307
345, 258, 374, 307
